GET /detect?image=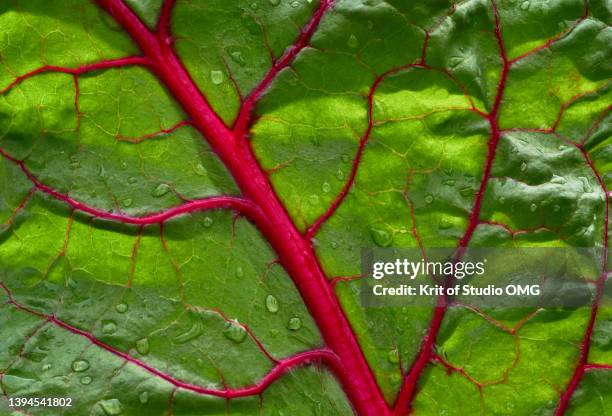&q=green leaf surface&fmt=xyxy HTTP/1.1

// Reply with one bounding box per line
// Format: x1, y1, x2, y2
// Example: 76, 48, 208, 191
0, 0, 610, 415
